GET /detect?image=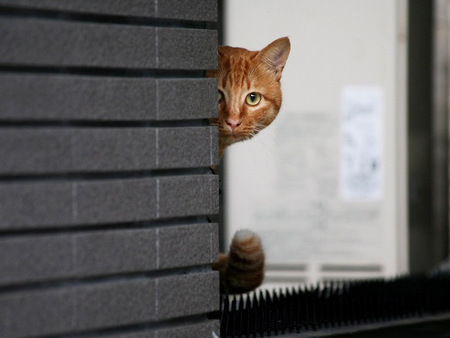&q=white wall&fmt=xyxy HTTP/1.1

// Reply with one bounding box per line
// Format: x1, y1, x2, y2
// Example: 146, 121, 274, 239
224, 0, 408, 287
